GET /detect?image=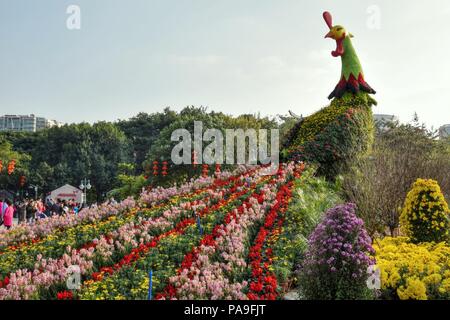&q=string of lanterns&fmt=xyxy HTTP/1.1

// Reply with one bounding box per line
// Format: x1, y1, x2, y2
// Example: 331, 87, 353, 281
0, 159, 16, 175
0, 159, 27, 188
145, 159, 222, 179
148, 160, 170, 178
